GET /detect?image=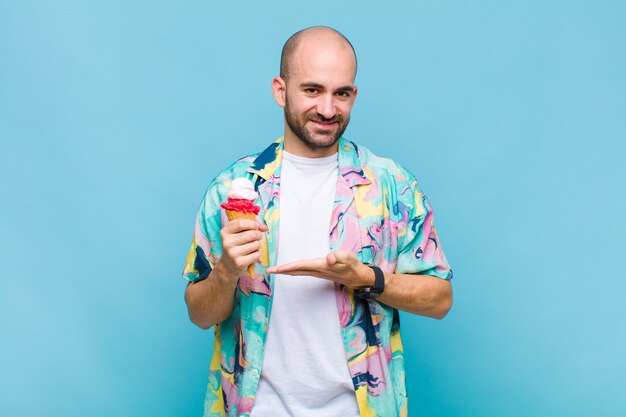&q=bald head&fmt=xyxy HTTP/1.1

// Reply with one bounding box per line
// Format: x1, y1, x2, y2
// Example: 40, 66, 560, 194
280, 26, 357, 80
